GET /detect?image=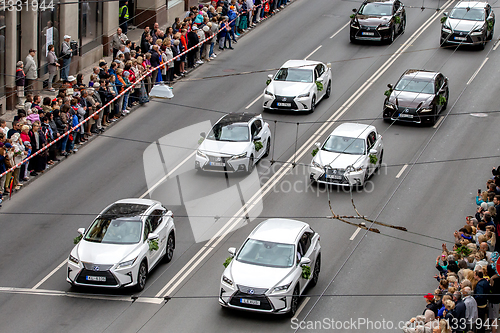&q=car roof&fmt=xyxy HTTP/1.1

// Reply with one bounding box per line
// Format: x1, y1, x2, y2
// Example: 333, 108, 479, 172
217, 113, 260, 126
329, 123, 377, 138
100, 199, 161, 219
281, 60, 322, 70
249, 219, 309, 244
364, 0, 395, 4
400, 69, 439, 81
455, 1, 488, 9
